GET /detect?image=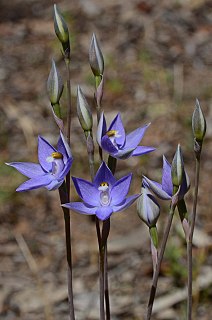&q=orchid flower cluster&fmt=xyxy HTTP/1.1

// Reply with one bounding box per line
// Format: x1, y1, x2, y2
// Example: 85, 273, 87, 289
7, 4, 207, 320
